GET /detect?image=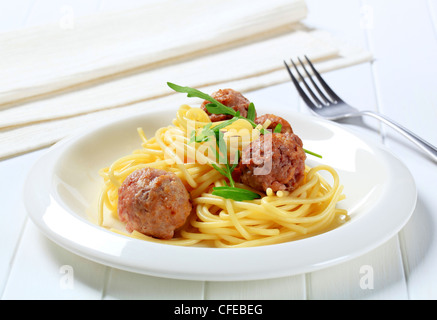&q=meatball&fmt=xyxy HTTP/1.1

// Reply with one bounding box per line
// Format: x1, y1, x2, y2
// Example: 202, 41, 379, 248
201, 88, 253, 122
240, 133, 306, 193
117, 167, 192, 240
255, 114, 293, 134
